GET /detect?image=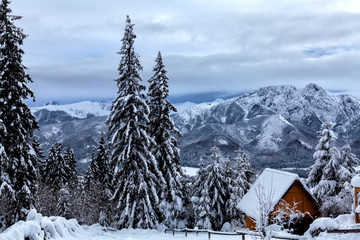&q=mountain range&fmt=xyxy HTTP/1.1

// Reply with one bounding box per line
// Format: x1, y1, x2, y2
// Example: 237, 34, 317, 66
31, 83, 360, 175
